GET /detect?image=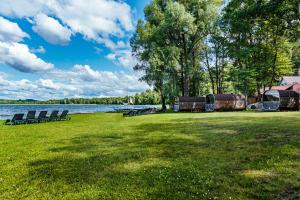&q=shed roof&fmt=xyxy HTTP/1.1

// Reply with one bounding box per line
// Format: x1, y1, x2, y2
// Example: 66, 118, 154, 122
264, 84, 300, 92
264, 90, 299, 98
179, 96, 205, 102
208, 94, 245, 101
281, 76, 300, 85
291, 84, 300, 92
267, 85, 293, 90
